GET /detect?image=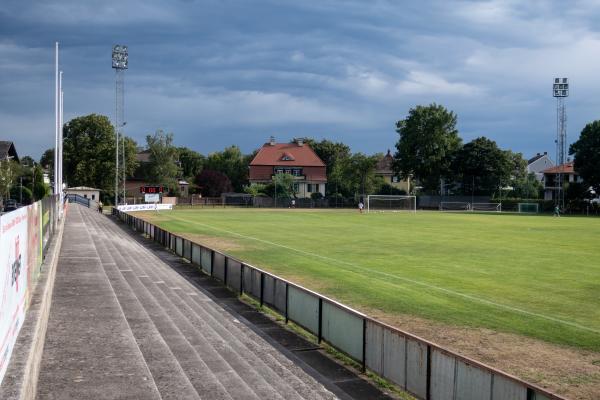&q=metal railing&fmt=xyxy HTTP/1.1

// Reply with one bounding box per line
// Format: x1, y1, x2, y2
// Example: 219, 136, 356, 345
113, 209, 566, 400
65, 194, 90, 208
